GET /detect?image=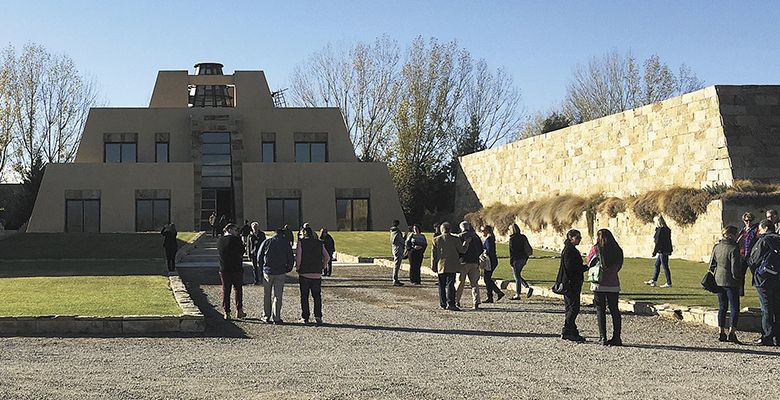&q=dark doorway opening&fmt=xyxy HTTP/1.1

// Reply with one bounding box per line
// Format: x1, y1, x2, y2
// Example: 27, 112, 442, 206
200, 189, 234, 230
